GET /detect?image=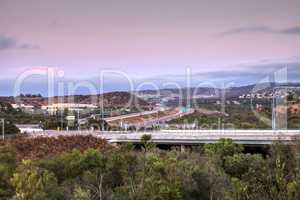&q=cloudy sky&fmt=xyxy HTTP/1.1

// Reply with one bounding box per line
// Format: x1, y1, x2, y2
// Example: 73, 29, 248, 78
0, 0, 300, 95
